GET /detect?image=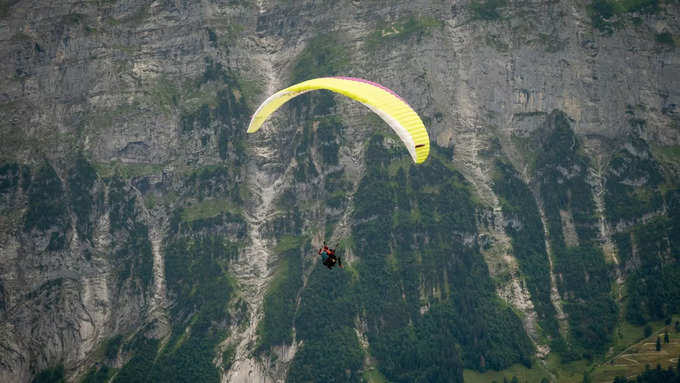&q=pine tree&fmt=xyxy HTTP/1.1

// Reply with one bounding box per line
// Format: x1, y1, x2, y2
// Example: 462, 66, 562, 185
656, 336, 661, 351
582, 371, 592, 383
